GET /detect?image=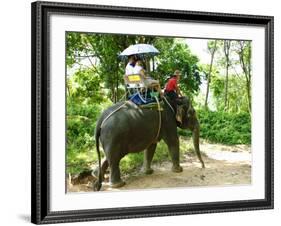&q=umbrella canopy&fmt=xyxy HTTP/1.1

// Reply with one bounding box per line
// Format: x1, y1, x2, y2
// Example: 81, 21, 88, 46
118, 44, 159, 60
